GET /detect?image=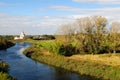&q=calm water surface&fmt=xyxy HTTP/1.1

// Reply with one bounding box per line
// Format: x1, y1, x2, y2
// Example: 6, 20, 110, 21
0, 42, 99, 80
